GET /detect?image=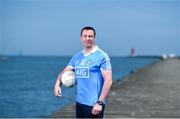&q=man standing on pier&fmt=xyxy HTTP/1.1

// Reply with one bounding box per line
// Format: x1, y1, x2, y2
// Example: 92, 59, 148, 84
54, 26, 112, 118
